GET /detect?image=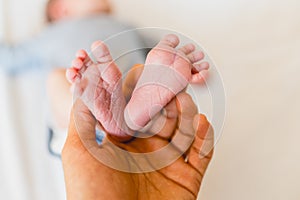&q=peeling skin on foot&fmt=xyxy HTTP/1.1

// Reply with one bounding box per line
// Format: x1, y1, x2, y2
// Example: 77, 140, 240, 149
67, 43, 132, 140
67, 34, 209, 140
134, 64, 189, 94
124, 34, 209, 131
